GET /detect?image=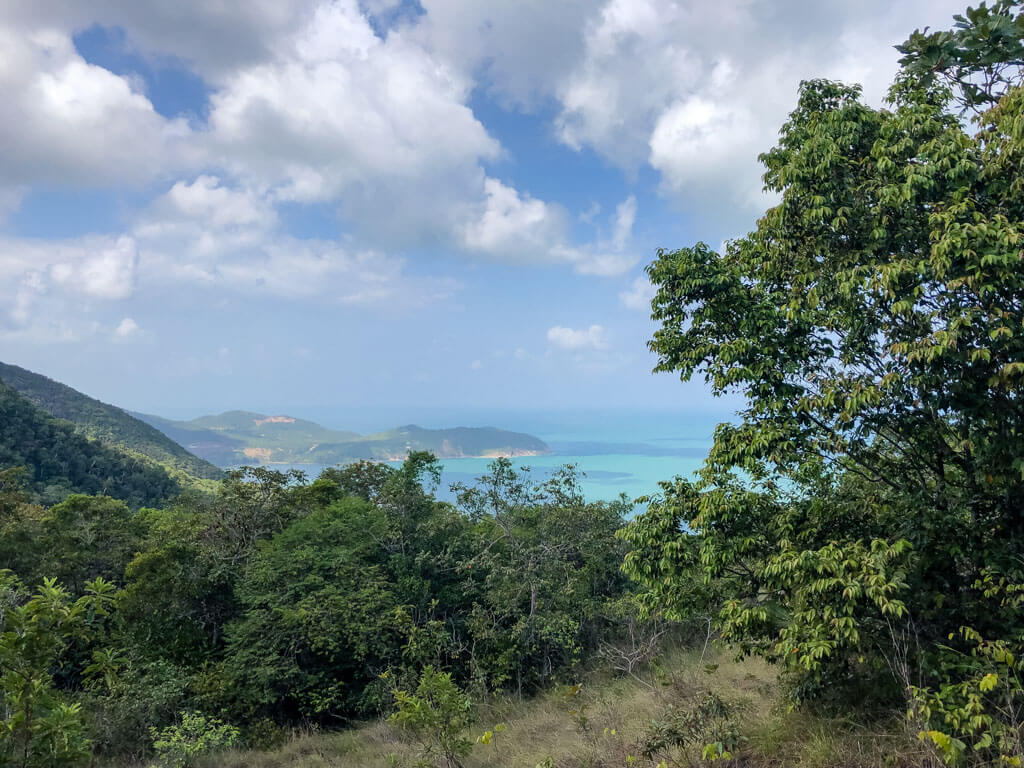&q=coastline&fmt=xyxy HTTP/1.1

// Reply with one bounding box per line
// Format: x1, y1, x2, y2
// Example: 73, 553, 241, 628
239, 448, 551, 465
